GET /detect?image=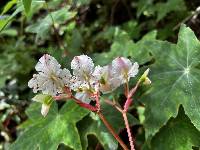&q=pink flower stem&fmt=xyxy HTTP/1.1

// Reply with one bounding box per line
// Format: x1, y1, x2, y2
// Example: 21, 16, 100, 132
94, 92, 100, 112
122, 111, 135, 150
70, 95, 97, 112
122, 81, 140, 150
63, 87, 129, 149
97, 112, 129, 150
